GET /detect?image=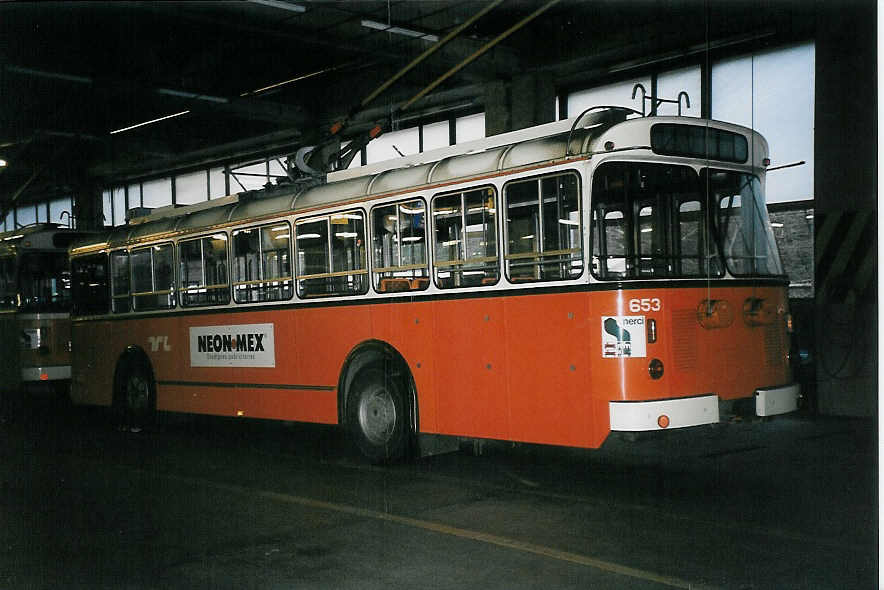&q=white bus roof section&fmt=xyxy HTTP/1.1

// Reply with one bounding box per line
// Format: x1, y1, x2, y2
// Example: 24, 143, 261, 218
328, 115, 588, 183
79, 110, 769, 251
